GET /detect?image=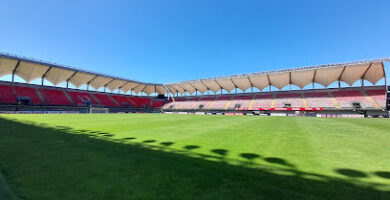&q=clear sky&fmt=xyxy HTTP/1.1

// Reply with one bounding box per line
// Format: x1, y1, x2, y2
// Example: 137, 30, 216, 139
1, 0, 389, 87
